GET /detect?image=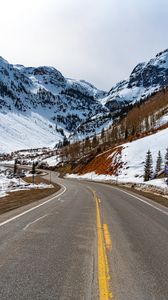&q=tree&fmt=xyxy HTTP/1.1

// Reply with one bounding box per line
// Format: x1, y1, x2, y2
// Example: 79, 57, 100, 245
84, 137, 91, 153
92, 134, 98, 148
155, 150, 162, 175
165, 148, 168, 165
32, 161, 36, 185
145, 116, 149, 131
63, 136, 69, 147
124, 128, 128, 140
101, 128, 105, 139
14, 159, 17, 176
144, 150, 153, 181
